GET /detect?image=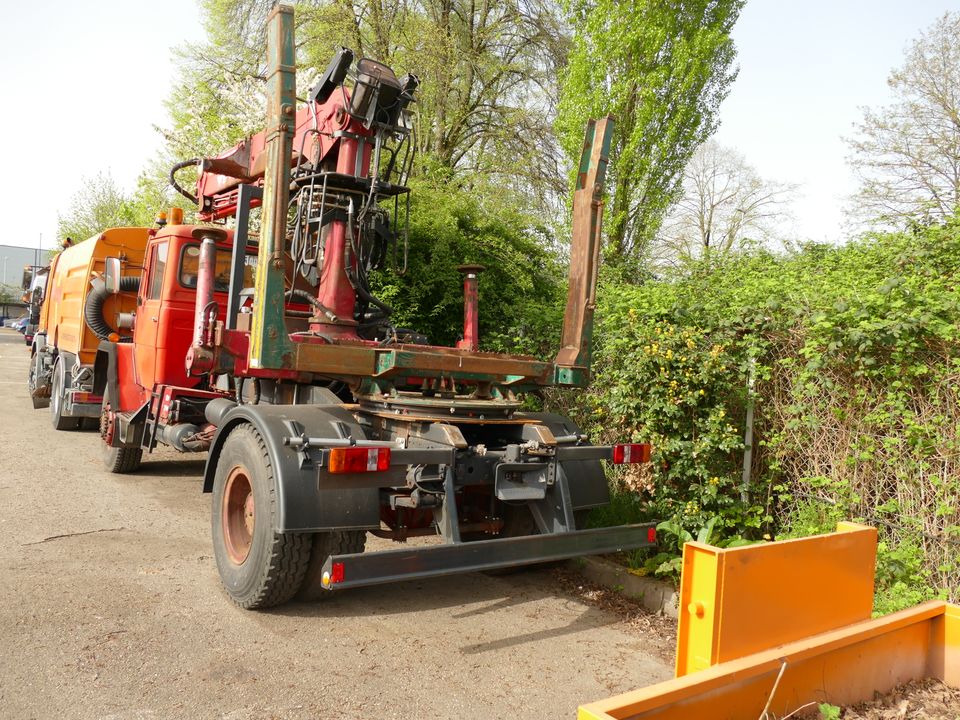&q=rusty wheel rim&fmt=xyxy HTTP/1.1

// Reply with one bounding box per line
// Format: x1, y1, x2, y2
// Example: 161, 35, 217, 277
100, 403, 115, 445
222, 466, 255, 565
